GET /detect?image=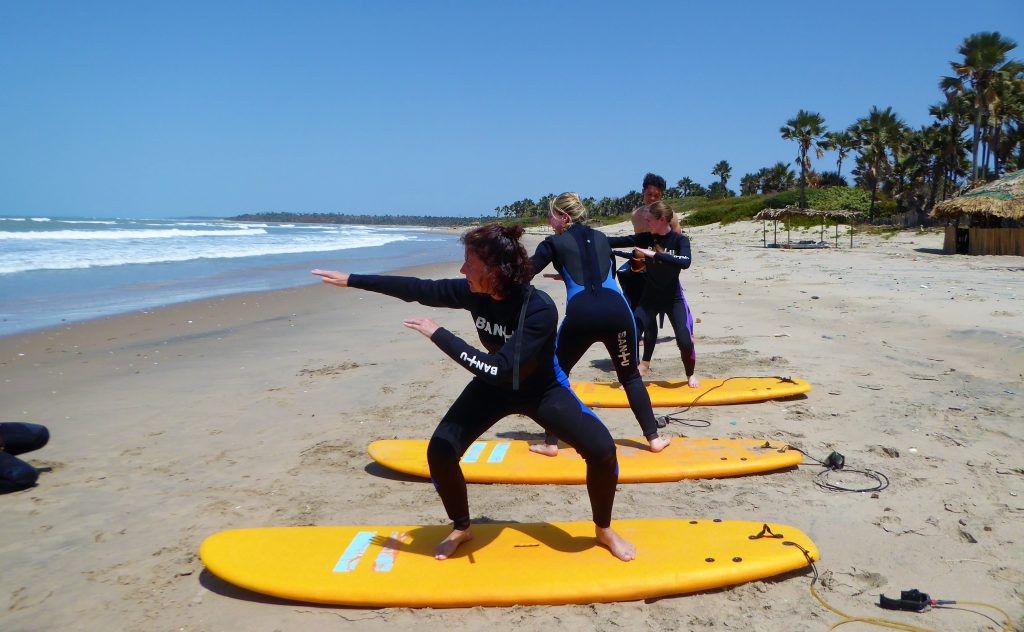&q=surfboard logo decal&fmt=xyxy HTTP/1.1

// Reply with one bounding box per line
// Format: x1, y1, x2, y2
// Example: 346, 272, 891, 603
374, 532, 408, 572
487, 442, 510, 463
333, 531, 376, 573
462, 441, 487, 463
